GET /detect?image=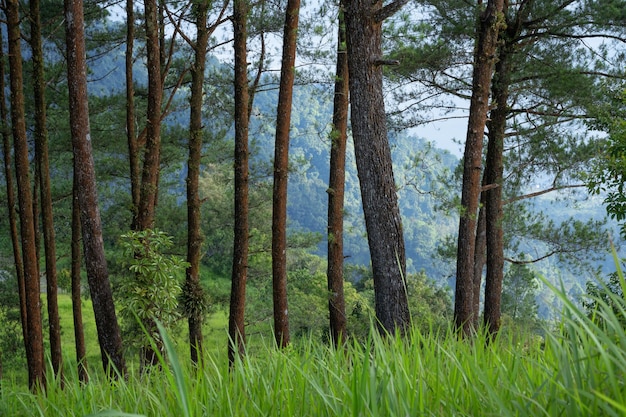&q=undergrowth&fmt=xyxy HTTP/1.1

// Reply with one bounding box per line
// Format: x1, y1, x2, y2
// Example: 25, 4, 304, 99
3, 254, 626, 416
